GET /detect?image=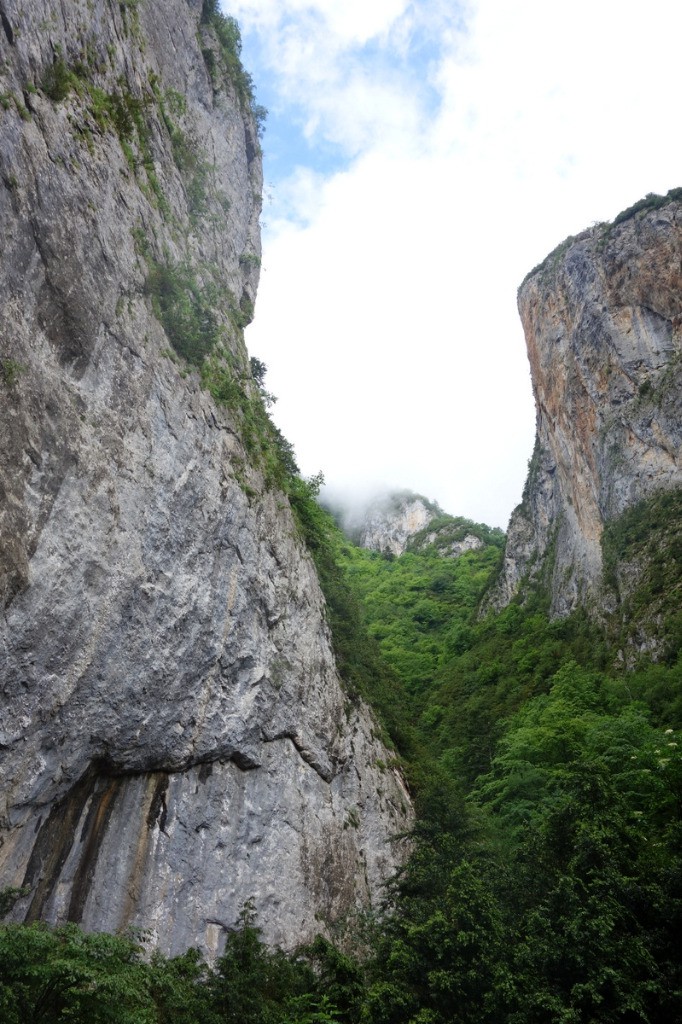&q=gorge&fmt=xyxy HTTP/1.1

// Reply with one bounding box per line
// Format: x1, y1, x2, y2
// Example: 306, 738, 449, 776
0, 3, 681, 1021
